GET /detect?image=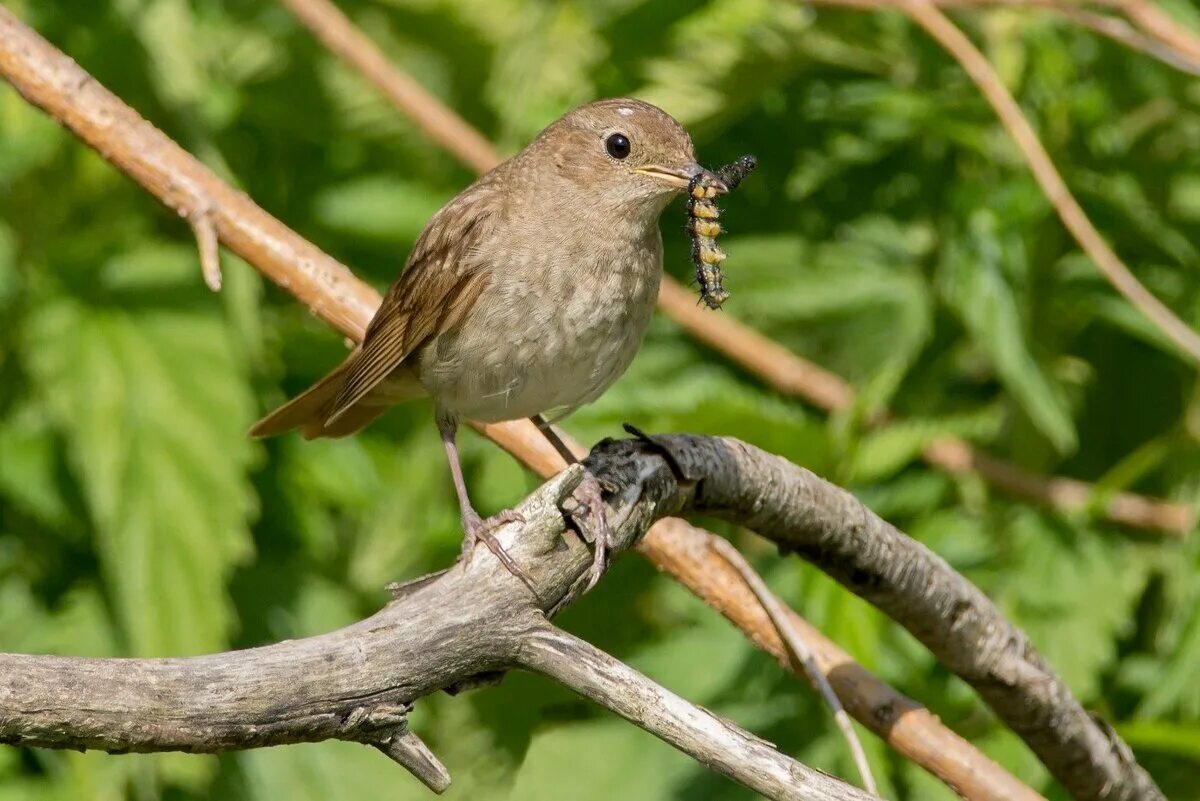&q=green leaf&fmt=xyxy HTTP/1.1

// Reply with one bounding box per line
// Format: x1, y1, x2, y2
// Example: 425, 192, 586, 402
25, 245, 255, 657
485, 3, 606, 145
638, 0, 813, 127
0, 87, 62, 186
997, 511, 1146, 699
938, 210, 1077, 453
1119, 720, 1200, 763
313, 177, 448, 243
846, 406, 1003, 484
